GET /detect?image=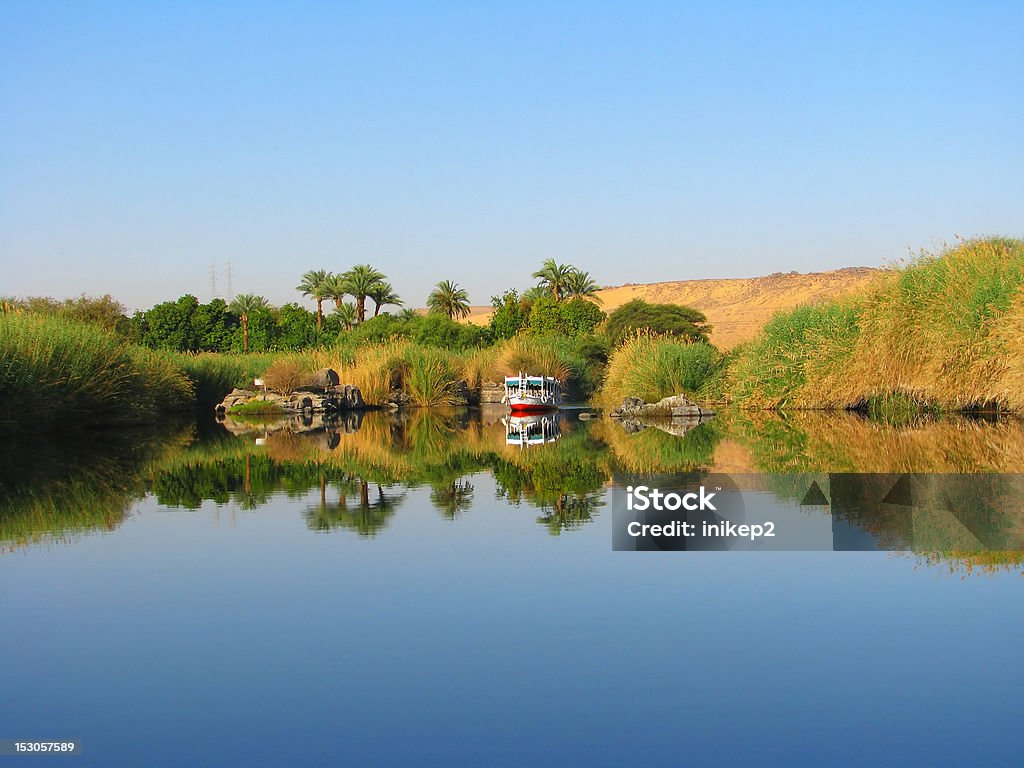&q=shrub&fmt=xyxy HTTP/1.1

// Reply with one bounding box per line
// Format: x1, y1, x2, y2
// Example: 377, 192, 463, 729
603, 300, 710, 346
262, 358, 311, 394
